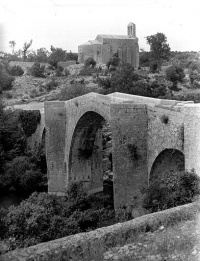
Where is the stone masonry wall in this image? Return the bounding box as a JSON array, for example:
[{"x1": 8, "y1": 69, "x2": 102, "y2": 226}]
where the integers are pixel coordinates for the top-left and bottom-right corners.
[
  {"x1": 147, "y1": 106, "x2": 184, "y2": 178},
  {"x1": 44, "y1": 101, "x2": 67, "y2": 195},
  {"x1": 110, "y1": 103, "x2": 148, "y2": 209}
]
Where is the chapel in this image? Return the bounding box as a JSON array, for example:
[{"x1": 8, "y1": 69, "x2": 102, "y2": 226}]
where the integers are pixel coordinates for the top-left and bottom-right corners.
[{"x1": 78, "y1": 22, "x2": 139, "y2": 68}]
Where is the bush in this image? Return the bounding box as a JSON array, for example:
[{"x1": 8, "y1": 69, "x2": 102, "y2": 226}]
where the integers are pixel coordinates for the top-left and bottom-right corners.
[
  {"x1": 189, "y1": 70, "x2": 200, "y2": 85},
  {"x1": 28, "y1": 62, "x2": 45, "y2": 78},
  {"x1": 143, "y1": 170, "x2": 200, "y2": 213},
  {"x1": 79, "y1": 66, "x2": 99, "y2": 76},
  {"x1": 44, "y1": 78, "x2": 59, "y2": 91},
  {"x1": 64, "y1": 68, "x2": 70, "y2": 76},
  {"x1": 59, "y1": 83, "x2": 93, "y2": 101},
  {"x1": 19, "y1": 110, "x2": 41, "y2": 137},
  {"x1": 55, "y1": 65, "x2": 64, "y2": 77},
  {"x1": 165, "y1": 64, "x2": 185, "y2": 91},
  {"x1": 84, "y1": 57, "x2": 96, "y2": 68},
  {"x1": 1, "y1": 156, "x2": 46, "y2": 195},
  {"x1": 0, "y1": 182, "x2": 117, "y2": 250},
  {"x1": 9, "y1": 65, "x2": 24, "y2": 76},
  {"x1": 29, "y1": 88, "x2": 38, "y2": 98},
  {"x1": 0, "y1": 63, "x2": 14, "y2": 91},
  {"x1": 189, "y1": 61, "x2": 200, "y2": 72},
  {"x1": 106, "y1": 56, "x2": 120, "y2": 69},
  {"x1": 173, "y1": 92, "x2": 200, "y2": 103}
]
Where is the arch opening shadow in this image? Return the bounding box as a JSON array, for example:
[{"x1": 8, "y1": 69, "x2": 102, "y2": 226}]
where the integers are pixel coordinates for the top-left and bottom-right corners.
[
  {"x1": 150, "y1": 149, "x2": 185, "y2": 182},
  {"x1": 69, "y1": 111, "x2": 113, "y2": 194}
]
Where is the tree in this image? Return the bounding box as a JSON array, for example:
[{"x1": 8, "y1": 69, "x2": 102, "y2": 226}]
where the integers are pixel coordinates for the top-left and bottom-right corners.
[
  {"x1": 48, "y1": 46, "x2": 67, "y2": 68},
  {"x1": 146, "y1": 33, "x2": 171, "y2": 71},
  {"x1": 36, "y1": 48, "x2": 49, "y2": 63},
  {"x1": 9, "y1": 41, "x2": 16, "y2": 55},
  {"x1": 22, "y1": 39, "x2": 33, "y2": 61},
  {"x1": 165, "y1": 64, "x2": 185, "y2": 91}
]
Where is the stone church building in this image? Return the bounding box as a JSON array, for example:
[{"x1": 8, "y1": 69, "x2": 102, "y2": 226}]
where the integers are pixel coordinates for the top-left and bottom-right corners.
[{"x1": 78, "y1": 22, "x2": 139, "y2": 68}]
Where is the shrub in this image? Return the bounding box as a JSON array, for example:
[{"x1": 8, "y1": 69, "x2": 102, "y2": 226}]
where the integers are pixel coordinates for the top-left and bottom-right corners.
[
  {"x1": 173, "y1": 92, "x2": 200, "y2": 103},
  {"x1": 64, "y1": 68, "x2": 70, "y2": 76},
  {"x1": 4, "y1": 92, "x2": 13, "y2": 99},
  {"x1": 189, "y1": 70, "x2": 200, "y2": 84},
  {"x1": 189, "y1": 61, "x2": 200, "y2": 72},
  {"x1": 29, "y1": 88, "x2": 38, "y2": 98},
  {"x1": 59, "y1": 83, "x2": 92, "y2": 101},
  {"x1": 84, "y1": 57, "x2": 96, "y2": 68},
  {"x1": 19, "y1": 110, "x2": 41, "y2": 137},
  {"x1": 9, "y1": 65, "x2": 24, "y2": 76},
  {"x1": 79, "y1": 66, "x2": 99, "y2": 76},
  {"x1": 28, "y1": 62, "x2": 45, "y2": 78},
  {"x1": 143, "y1": 170, "x2": 200, "y2": 213},
  {"x1": 150, "y1": 61, "x2": 159, "y2": 73},
  {"x1": 55, "y1": 65, "x2": 64, "y2": 77},
  {"x1": 44, "y1": 78, "x2": 59, "y2": 91},
  {"x1": 106, "y1": 56, "x2": 120, "y2": 69},
  {"x1": 0, "y1": 183, "x2": 117, "y2": 250},
  {"x1": 0, "y1": 63, "x2": 14, "y2": 91},
  {"x1": 165, "y1": 64, "x2": 185, "y2": 91},
  {"x1": 2, "y1": 156, "x2": 46, "y2": 195}
]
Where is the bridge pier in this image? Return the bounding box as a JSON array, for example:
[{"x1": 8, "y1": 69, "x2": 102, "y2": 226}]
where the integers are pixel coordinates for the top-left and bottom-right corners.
[{"x1": 184, "y1": 104, "x2": 200, "y2": 176}]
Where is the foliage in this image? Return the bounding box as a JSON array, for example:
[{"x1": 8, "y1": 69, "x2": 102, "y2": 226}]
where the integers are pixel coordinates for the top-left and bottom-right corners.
[
  {"x1": 0, "y1": 63, "x2": 14, "y2": 92},
  {"x1": 84, "y1": 57, "x2": 96, "y2": 68},
  {"x1": 9, "y1": 41, "x2": 16, "y2": 54},
  {"x1": 28, "y1": 62, "x2": 45, "y2": 78},
  {"x1": 188, "y1": 61, "x2": 200, "y2": 86},
  {"x1": 64, "y1": 68, "x2": 70, "y2": 76},
  {"x1": 0, "y1": 183, "x2": 116, "y2": 249},
  {"x1": 174, "y1": 92, "x2": 200, "y2": 103},
  {"x1": 55, "y1": 65, "x2": 64, "y2": 77},
  {"x1": 188, "y1": 61, "x2": 200, "y2": 72},
  {"x1": 98, "y1": 63, "x2": 169, "y2": 98},
  {"x1": 22, "y1": 40, "x2": 33, "y2": 61},
  {"x1": 0, "y1": 107, "x2": 47, "y2": 197},
  {"x1": 106, "y1": 56, "x2": 120, "y2": 69},
  {"x1": 44, "y1": 78, "x2": 59, "y2": 91},
  {"x1": 165, "y1": 65, "x2": 185, "y2": 91},
  {"x1": 170, "y1": 51, "x2": 199, "y2": 68},
  {"x1": 189, "y1": 70, "x2": 200, "y2": 85},
  {"x1": 79, "y1": 66, "x2": 100, "y2": 76},
  {"x1": 59, "y1": 82, "x2": 97, "y2": 101},
  {"x1": 146, "y1": 32, "x2": 171, "y2": 71},
  {"x1": 8, "y1": 65, "x2": 24, "y2": 76},
  {"x1": 2, "y1": 156, "x2": 47, "y2": 195},
  {"x1": 143, "y1": 170, "x2": 200, "y2": 213},
  {"x1": 19, "y1": 110, "x2": 41, "y2": 137},
  {"x1": 36, "y1": 48, "x2": 50, "y2": 63},
  {"x1": 139, "y1": 51, "x2": 150, "y2": 67},
  {"x1": 48, "y1": 46, "x2": 67, "y2": 69}
]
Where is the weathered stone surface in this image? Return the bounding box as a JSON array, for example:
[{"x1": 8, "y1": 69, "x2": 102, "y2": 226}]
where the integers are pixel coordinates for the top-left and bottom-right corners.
[{"x1": 44, "y1": 92, "x2": 196, "y2": 209}]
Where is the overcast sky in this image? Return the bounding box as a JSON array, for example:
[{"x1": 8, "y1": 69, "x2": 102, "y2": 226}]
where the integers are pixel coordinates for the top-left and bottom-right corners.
[{"x1": 0, "y1": 0, "x2": 200, "y2": 53}]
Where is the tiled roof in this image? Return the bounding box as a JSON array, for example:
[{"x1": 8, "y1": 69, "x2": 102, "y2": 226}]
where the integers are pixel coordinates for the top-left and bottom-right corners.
[{"x1": 97, "y1": 34, "x2": 135, "y2": 39}]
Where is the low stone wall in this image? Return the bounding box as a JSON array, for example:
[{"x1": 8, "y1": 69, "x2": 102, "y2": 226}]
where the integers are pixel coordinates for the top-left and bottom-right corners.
[{"x1": 1, "y1": 202, "x2": 200, "y2": 261}]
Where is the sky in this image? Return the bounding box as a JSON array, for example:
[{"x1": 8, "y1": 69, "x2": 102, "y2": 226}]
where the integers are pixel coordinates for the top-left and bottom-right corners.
[{"x1": 0, "y1": 0, "x2": 200, "y2": 54}]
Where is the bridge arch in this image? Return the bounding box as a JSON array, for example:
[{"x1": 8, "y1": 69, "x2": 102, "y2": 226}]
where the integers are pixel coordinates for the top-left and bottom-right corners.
[
  {"x1": 68, "y1": 110, "x2": 111, "y2": 193},
  {"x1": 150, "y1": 149, "x2": 185, "y2": 182}
]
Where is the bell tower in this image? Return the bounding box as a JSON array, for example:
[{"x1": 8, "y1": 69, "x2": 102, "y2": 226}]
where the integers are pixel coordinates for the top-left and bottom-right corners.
[{"x1": 127, "y1": 22, "x2": 136, "y2": 38}]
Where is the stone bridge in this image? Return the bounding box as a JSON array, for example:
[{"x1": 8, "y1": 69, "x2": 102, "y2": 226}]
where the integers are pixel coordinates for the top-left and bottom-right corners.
[{"x1": 44, "y1": 92, "x2": 200, "y2": 209}]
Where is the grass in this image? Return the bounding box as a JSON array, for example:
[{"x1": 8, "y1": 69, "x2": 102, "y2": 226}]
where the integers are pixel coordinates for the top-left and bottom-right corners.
[{"x1": 104, "y1": 217, "x2": 200, "y2": 260}]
